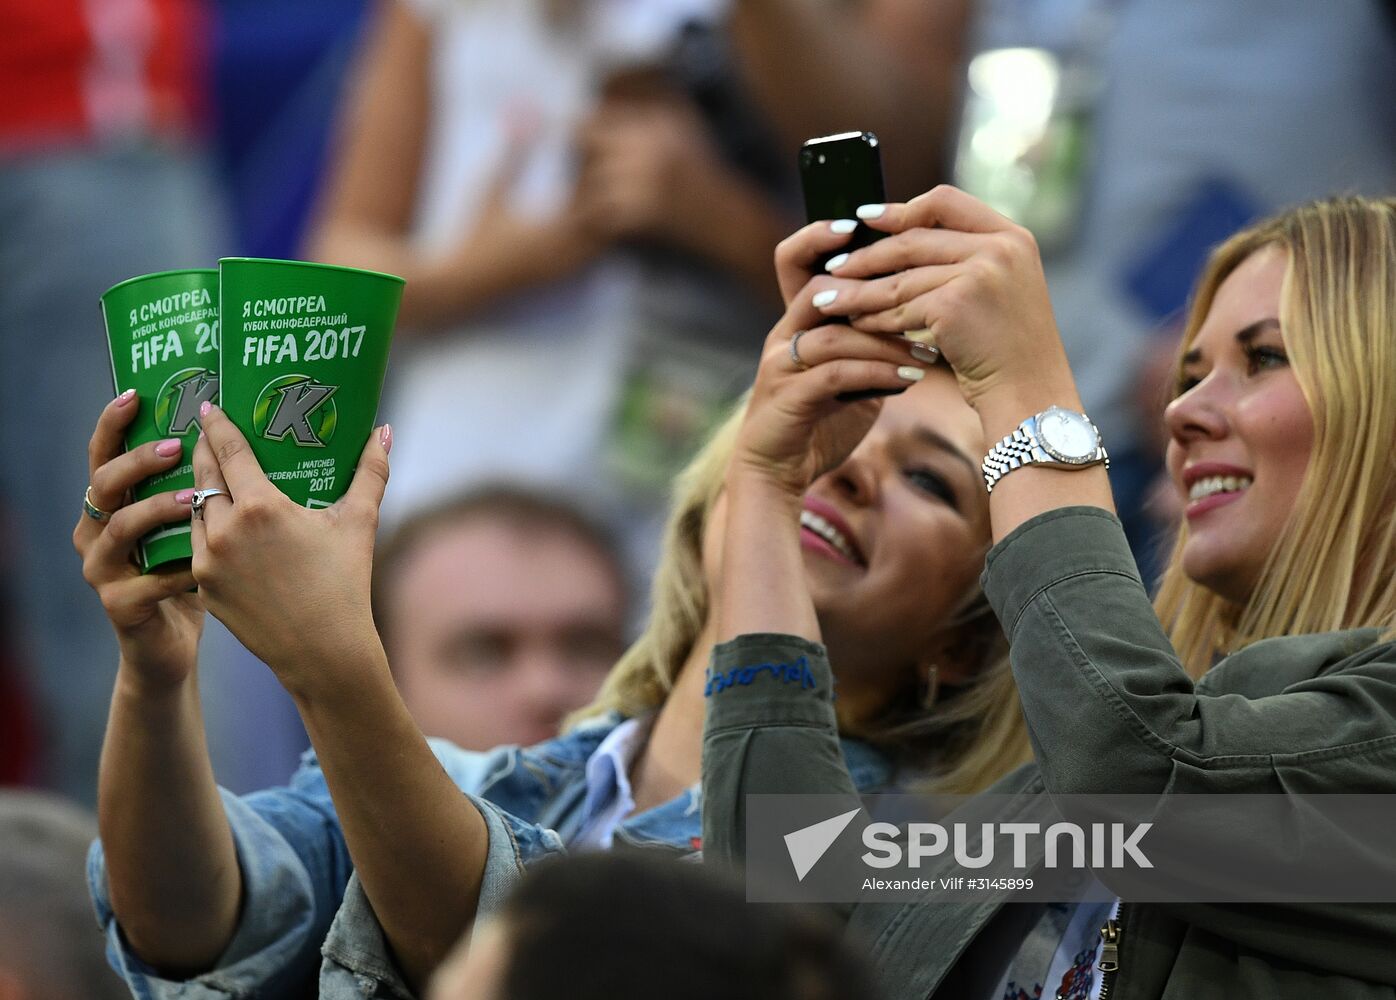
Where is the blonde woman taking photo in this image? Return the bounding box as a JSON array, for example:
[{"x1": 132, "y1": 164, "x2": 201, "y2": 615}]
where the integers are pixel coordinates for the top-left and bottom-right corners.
[
  {"x1": 703, "y1": 190, "x2": 1396, "y2": 998},
  {"x1": 75, "y1": 333, "x2": 1029, "y2": 993}
]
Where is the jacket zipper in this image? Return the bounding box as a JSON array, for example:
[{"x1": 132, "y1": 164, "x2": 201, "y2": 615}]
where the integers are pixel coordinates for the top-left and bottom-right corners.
[{"x1": 1096, "y1": 904, "x2": 1126, "y2": 1000}]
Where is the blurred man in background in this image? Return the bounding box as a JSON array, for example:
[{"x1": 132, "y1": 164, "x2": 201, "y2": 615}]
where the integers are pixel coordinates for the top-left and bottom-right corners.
[{"x1": 372, "y1": 485, "x2": 628, "y2": 750}]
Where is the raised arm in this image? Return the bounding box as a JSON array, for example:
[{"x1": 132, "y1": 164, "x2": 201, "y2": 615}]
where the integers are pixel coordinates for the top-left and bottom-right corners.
[
  {"x1": 717, "y1": 221, "x2": 935, "y2": 642},
  {"x1": 75, "y1": 392, "x2": 239, "y2": 974},
  {"x1": 303, "y1": 0, "x2": 605, "y2": 332},
  {"x1": 574, "y1": 95, "x2": 791, "y2": 308},
  {"x1": 189, "y1": 407, "x2": 488, "y2": 990},
  {"x1": 703, "y1": 218, "x2": 933, "y2": 866},
  {"x1": 728, "y1": 0, "x2": 972, "y2": 196}
]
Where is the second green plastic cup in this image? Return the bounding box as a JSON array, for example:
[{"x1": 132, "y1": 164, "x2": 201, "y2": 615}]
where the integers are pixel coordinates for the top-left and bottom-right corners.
[
  {"x1": 100, "y1": 269, "x2": 221, "y2": 570},
  {"x1": 218, "y1": 258, "x2": 403, "y2": 508}
]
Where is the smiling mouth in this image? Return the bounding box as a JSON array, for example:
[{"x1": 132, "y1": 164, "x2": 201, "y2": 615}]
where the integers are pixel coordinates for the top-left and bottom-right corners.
[
  {"x1": 1188, "y1": 474, "x2": 1253, "y2": 503},
  {"x1": 799, "y1": 509, "x2": 864, "y2": 566}
]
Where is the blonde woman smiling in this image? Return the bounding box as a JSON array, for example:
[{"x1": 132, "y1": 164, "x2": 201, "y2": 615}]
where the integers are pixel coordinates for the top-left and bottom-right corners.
[{"x1": 703, "y1": 191, "x2": 1396, "y2": 999}]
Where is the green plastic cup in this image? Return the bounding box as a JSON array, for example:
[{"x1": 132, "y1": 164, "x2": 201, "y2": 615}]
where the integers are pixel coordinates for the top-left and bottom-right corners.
[
  {"x1": 100, "y1": 269, "x2": 221, "y2": 571},
  {"x1": 218, "y1": 258, "x2": 403, "y2": 508}
]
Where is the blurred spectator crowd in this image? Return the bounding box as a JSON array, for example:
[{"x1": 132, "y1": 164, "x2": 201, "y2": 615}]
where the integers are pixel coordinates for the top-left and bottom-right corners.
[{"x1": 1, "y1": 0, "x2": 1392, "y2": 995}]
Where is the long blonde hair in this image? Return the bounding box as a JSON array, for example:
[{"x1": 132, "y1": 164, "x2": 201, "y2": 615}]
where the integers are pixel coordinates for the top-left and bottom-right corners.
[
  {"x1": 1155, "y1": 196, "x2": 1396, "y2": 675},
  {"x1": 574, "y1": 405, "x2": 742, "y2": 723},
  {"x1": 572, "y1": 397, "x2": 1030, "y2": 794}
]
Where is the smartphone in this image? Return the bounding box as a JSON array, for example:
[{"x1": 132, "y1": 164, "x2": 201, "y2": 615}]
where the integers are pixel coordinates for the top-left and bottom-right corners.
[
  {"x1": 800, "y1": 131, "x2": 888, "y2": 268},
  {"x1": 799, "y1": 131, "x2": 894, "y2": 400}
]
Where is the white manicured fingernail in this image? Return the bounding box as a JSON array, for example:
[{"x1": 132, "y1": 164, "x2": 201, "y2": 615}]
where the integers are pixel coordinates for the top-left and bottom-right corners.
[
  {"x1": 825, "y1": 253, "x2": 849, "y2": 272},
  {"x1": 909, "y1": 343, "x2": 940, "y2": 363},
  {"x1": 830, "y1": 219, "x2": 857, "y2": 234},
  {"x1": 856, "y1": 204, "x2": 886, "y2": 220},
  {"x1": 813, "y1": 289, "x2": 839, "y2": 308},
  {"x1": 897, "y1": 365, "x2": 925, "y2": 382}
]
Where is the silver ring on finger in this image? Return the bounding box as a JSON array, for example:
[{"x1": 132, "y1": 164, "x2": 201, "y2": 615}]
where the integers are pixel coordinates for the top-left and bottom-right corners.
[
  {"x1": 190, "y1": 487, "x2": 230, "y2": 521},
  {"x1": 83, "y1": 486, "x2": 113, "y2": 522},
  {"x1": 789, "y1": 330, "x2": 811, "y2": 371},
  {"x1": 906, "y1": 329, "x2": 940, "y2": 364}
]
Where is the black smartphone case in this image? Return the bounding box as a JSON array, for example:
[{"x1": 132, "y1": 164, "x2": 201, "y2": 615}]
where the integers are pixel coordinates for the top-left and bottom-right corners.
[{"x1": 799, "y1": 132, "x2": 899, "y2": 401}]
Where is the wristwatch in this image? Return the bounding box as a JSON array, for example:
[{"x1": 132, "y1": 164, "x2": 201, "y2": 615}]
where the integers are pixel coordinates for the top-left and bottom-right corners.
[{"x1": 981, "y1": 406, "x2": 1108, "y2": 493}]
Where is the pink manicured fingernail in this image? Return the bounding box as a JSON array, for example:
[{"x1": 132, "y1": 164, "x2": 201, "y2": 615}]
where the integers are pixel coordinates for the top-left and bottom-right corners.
[
  {"x1": 199, "y1": 401, "x2": 213, "y2": 418},
  {"x1": 379, "y1": 423, "x2": 393, "y2": 454},
  {"x1": 116, "y1": 388, "x2": 137, "y2": 406},
  {"x1": 174, "y1": 489, "x2": 196, "y2": 504},
  {"x1": 155, "y1": 439, "x2": 182, "y2": 457}
]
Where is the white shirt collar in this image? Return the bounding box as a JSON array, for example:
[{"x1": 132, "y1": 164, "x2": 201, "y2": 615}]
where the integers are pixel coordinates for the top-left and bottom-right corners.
[{"x1": 572, "y1": 717, "x2": 648, "y2": 850}]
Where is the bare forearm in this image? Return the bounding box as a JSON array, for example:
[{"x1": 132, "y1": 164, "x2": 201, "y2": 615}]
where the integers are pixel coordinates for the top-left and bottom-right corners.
[
  {"x1": 716, "y1": 474, "x2": 819, "y2": 642},
  {"x1": 305, "y1": 224, "x2": 540, "y2": 333},
  {"x1": 288, "y1": 647, "x2": 488, "y2": 991},
  {"x1": 729, "y1": 0, "x2": 961, "y2": 196},
  {"x1": 731, "y1": 1, "x2": 895, "y2": 157},
  {"x1": 98, "y1": 661, "x2": 240, "y2": 975},
  {"x1": 678, "y1": 176, "x2": 791, "y2": 309}
]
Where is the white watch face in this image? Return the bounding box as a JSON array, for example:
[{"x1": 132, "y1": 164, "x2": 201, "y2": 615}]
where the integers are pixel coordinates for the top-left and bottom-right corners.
[{"x1": 1036, "y1": 407, "x2": 1098, "y2": 462}]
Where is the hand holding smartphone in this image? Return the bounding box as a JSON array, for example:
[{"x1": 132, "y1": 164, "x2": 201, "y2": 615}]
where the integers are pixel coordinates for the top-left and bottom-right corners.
[{"x1": 798, "y1": 131, "x2": 897, "y2": 401}]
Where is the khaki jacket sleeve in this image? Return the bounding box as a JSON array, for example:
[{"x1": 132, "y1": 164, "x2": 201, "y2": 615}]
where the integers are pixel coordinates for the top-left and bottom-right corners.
[
  {"x1": 985, "y1": 507, "x2": 1396, "y2": 983},
  {"x1": 701, "y1": 633, "x2": 857, "y2": 869},
  {"x1": 983, "y1": 506, "x2": 1396, "y2": 796}
]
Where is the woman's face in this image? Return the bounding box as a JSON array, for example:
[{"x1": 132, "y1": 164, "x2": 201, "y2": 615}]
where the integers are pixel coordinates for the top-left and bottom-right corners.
[
  {"x1": 705, "y1": 367, "x2": 992, "y2": 692},
  {"x1": 1164, "y1": 247, "x2": 1314, "y2": 603}
]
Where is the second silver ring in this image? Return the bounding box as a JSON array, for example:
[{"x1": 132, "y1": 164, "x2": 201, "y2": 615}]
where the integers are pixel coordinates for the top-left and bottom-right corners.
[{"x1": 789, "y1": 329, "x2": 811, "y2": 371}]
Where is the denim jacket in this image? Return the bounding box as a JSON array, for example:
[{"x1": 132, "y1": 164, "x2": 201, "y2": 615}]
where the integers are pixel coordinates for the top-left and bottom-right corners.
[{"x1": 90, "y1": 712, "x2": 894, "y2": 999}]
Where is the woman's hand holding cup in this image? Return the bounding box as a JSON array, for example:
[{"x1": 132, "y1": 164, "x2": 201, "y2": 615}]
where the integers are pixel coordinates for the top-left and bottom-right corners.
[
  {"x1": 74, "y1": 391, "x2": 202, "y2": 690},
  {"x1": 189, "y1": 403, "x2": 392, "y2": 700}
]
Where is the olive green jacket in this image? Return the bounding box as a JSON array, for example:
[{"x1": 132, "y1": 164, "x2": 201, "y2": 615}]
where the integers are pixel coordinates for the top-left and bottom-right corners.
[{"x1": 702, "y1": 507, "x2": 1396, "y2": 999}]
